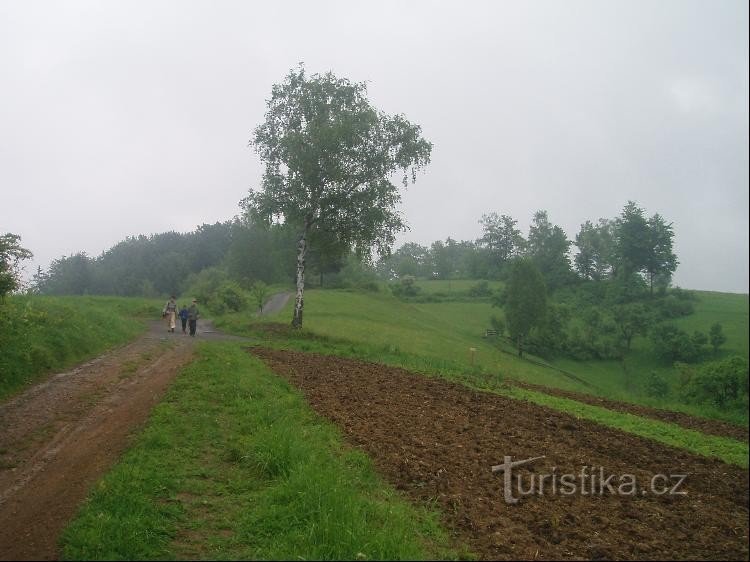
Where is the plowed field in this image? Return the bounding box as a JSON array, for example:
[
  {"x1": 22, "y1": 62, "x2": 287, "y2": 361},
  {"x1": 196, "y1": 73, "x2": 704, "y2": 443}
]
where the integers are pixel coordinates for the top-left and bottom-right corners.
[{"x1": 252, "y1": 348, "x2": 749, "y2": 561}]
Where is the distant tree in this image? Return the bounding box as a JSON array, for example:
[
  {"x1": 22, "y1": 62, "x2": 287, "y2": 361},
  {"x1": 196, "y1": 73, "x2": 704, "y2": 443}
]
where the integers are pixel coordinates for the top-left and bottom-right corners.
[
  {"x1": 502, "y1": 259, "x2": 547, "y2": 357},
  {"x1": 44, "y1": 252, "x2": 93, "y2": 295},
  {"x1": 574, "y1": 219, "x2": 615, "y2": 281},
  {"x1": 30, "y1": 265, "x2": 48, "y2": 295},
  {"x1": 644, "y1": 213, "x2": 678, "y2": 296},
  {"x1": 526, "y1": 210, "x2": 573, "y2": 290},
  {"x1": 478, "y1": 212, "x2": 524, "y2": 271},
  {"x1": 612, "y1": 302, "x2": 650, "y2": 352},
  {"x1": 0, "y1": 233, "x2": 33, "y2": 300},
  {"x1": 614, "y1": 201, "x2": 651, "y2": 278},
  {"x1": 248, "y1": 66, "x2": 431, "y2": 327},
  {"x1": 251, "y1": 281, "x2": 270, "y2": 314},
  {"x1": 709, "y1": 322, "x2": 727, "y2": 355}
]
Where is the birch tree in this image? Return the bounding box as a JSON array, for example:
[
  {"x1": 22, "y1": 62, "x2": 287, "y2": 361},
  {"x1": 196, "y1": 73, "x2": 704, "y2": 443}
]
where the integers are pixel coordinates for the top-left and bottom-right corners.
[{"x1": 248, "y1": 66, "x2": 432, "y2": 327}]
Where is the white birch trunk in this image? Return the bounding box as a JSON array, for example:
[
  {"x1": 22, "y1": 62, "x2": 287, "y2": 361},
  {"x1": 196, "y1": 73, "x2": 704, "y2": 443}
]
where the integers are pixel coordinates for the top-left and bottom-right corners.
[{"x1": 292, "y1": 228, "x2": 307, "y2": 328}]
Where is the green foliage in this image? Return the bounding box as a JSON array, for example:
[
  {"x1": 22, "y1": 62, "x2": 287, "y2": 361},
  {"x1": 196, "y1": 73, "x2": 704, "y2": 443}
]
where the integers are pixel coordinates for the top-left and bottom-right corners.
[
  {"x1": 502, "y1": 259, "x2": 547, "y2": 356},
  {"x1": 709, "y1": 322, "x2": 727, "y2": 354},
  {"x1": 526, "y1": 210, "x2": 573, "y2": 290},
  {"x1": 650, "y1": 323, "x2": 708, "y2": 363},
  {"x1": 468, "y1": 280, "x2": 492, "y2": 297},
  {"x1": 645, "y1": 371, "x2": 670, "y2": 399},
  {"x1": 390, "y1": 275, "x2": 421, "y2": 298},
  {"x1": 679, "y1": 357, "x2": 749, "y2": 409},
  {"x1": 182, "y1": 268, "x2": 246, "y2": 315},
  {"x1": 0, "y1": 233, "x2": 33, "y2": 299},
  {"x1": 38, "y1": 223, "x2": 233, "y2": 297},
  {"x1": 250, "y1": 281, "x2": 270, "y2": 313},
  {"x1": 478, "y1": 212, "x2": 524, "y2": 273},
  {"x1": 248, "y1": 65, "x2": 432, "y2": 327},
  {"x1": 61, "y1": 343, "x2": 458, "y2": 560},
  {"x1": 574, "y1": 219, "x2": 615, "y2": 281},
  {"x1": 489, "y1": 314, "x2": 505, "y2": 336}
]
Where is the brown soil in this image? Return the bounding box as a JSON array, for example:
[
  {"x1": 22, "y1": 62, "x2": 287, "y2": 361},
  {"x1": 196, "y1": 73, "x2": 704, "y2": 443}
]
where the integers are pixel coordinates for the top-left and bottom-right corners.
[
  {"x1": 252, "y1": 348, "x2": 749, "y2": 561},
  {"x1": 0, "y1": 320, "x2": 244, "y2": 561},
  {"x1": 511, "y1": 381, "x2": 749, "y2": 443}
]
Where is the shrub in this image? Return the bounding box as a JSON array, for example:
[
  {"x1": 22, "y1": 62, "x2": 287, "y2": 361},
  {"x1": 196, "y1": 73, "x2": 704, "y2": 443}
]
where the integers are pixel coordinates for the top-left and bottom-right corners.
[
  {"x1": 468, "y1": 281, "x2": 492, "y2": 298},
  {"x1": 645, "y1": 371, "x2": 670, "y2": 399},
  {"x1": 709, "y1": 323, "x2": 727, "y2": 354},
  {"x1": 390, "y1": 276, "x2": 421, "y2": 299},
  {"x1": 650, "y1": 324, "x2": 707, "y2": 363},
  {"x1": 654, "y1": 294, "x2": 695, "y2": 319},
  {"x1": 680, "y1": 356, "x2": 749, "y2": 408}
]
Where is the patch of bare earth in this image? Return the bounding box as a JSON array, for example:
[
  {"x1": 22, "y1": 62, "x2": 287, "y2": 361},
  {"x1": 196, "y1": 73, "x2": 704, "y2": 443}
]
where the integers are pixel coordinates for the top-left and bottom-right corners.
[
  {"x1": 252, "y1": 347, "x2": 749, "y2": 561},
  {"x1": 511, "y1": 381, "x2": 749, "y2": 443},
  {"x1": 0, "y1": 320, "x2": 242, "y2": 561}
]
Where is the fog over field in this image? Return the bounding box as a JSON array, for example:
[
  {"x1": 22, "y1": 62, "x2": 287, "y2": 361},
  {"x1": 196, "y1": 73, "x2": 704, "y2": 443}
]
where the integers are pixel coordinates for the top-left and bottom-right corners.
[{"x1": 1, "y1": 0, "x2": 747, "y2": 292}]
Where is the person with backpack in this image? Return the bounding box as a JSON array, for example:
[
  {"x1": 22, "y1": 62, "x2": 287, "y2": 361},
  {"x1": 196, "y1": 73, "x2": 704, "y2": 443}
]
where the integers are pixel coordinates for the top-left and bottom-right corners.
[
  {"x1": 179, "y1": 304, "x2": 189, "y2": 334},
  {"x1": 162, "y1": 295, "x2": 178, "y2": 333}
]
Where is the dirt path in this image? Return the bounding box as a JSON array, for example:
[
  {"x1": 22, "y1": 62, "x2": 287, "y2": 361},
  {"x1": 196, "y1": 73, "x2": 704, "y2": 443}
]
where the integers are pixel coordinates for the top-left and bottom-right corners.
[
  {"x1": 511, "y1": 381, "x2": 749, "y2": 443},
  {"x1": 0, "y1": 319, "x2": 246, "y2": 561},
  {"x1": 260, "y1": 291, "x2": 293, "y2": 316},
  {"x1": 252, "y1": 348, "x2": 749, "y2": 561}
]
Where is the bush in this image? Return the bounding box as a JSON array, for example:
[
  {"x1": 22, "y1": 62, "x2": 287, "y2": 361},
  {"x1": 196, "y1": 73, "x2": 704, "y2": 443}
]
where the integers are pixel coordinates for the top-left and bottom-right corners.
[
  {"x1": 709, "y1": 323, "x2": 727, "y2": 354},
  {"x1": 468, "y1": 281, "x2": 492, "y2": 298},
  {"x1": 390, "y1": 276, "x2": 421, "y2": 299},
  {"x1": 654, "y1": 294, "x2": 695, "y2": 319},
  {"x1": 650, "y1": 324, "x2": 707, "y2": 363},
  {"x1": 680, "y1": 356, "x2": 749, "y2": 408},
  {"x1": 645, "y1": 371, "x2": 670, "y2": 399},
  {"x1": 217, "y1": 282, "x2": 247, "y2": 312}
]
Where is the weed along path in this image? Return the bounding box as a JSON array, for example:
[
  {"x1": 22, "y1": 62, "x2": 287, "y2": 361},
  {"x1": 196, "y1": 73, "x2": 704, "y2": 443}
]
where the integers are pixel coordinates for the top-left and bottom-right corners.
[
  {"x1": 252, "y1": 348, "x2": 749, "y2": 561},
  {"x1": 0, "y1": 319, "x2": 246, "y2": 561}
]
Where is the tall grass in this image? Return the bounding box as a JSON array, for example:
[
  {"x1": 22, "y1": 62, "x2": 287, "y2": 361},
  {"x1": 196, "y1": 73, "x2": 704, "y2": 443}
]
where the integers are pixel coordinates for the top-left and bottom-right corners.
[{"x1": 0, "y1": 295, "x2": 160, "y2": 400}]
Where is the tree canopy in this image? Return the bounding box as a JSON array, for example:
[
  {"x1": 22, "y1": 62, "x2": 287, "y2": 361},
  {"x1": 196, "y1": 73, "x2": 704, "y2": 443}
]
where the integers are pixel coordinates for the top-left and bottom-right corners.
[
  {"x1": 247, "y1": 65, "x2": 432, "y2": 326},
  {"x1": 0, "y1": 233, "x2": 33, "y2": 299}
]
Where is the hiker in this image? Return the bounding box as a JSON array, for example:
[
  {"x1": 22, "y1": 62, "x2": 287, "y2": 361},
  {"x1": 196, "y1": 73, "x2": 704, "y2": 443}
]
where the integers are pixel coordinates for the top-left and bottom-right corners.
[
  {"x1": 163, "y1": 295, "x2": 178, "y2": 333},
  {"x1": 188, "y1": 298, "x2": 200, "y2": 337},
  {"x1": 179, "y1": 304, "x2": 189, "y2": 334}
]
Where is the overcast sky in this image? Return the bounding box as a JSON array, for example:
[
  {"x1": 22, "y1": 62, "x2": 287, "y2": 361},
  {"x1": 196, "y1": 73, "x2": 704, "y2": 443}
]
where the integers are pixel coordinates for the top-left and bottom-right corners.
[{"x1": 1, "y1": 0, "x2": 748, "y2": 292}]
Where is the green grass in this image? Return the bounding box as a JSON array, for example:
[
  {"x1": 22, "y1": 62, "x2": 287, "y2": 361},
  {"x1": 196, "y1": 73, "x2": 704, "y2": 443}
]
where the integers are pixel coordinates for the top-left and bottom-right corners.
[
  {"x1": 61, "y1": 342, "x2": 462, "y2": 561},
  {"x1": 0, "y1": 295, "x2": 162, "y2": 400},
  {"x1": 212, "y1": 287, "x2": 748, "y2": 460},
  {"x1": 504, "y1": 386, "x2": 749, "y2": 468}
]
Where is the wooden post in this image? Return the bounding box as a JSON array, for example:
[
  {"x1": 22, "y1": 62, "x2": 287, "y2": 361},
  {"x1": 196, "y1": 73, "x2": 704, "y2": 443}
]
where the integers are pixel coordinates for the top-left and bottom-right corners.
[{"x1": 469, "y1": 347, "x2": 476, "y2": 366}]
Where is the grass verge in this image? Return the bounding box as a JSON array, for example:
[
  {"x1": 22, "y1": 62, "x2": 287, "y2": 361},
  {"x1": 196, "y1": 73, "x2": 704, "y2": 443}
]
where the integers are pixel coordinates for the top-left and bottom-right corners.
[
  {"x1": 503, "y1": 386, "x2": 749, "y2": 468},
  {"x1": 61, "y1": 342, "x2": 463, "y2": 561},
  {"x1": 0, "y1": 295, "x2": 160, "y2": 400}
]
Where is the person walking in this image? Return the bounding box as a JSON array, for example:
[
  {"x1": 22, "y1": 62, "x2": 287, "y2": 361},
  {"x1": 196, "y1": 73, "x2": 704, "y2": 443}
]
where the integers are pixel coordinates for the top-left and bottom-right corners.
[
  {"x1": 179, "y1": 304, "x2": 189, "y2": 334},
  {"x1": 163, "y1": 295, "x2": 178, "y2": 333},
  {"x1": 188, "y1": 298, "x2": 200, "y2": 337}
]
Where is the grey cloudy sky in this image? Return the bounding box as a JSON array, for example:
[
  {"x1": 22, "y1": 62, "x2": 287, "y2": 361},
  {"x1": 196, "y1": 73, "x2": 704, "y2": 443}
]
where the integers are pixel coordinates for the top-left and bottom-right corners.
[{"x1": 1, "y1": 0, "x2": 748, "y2": 292}]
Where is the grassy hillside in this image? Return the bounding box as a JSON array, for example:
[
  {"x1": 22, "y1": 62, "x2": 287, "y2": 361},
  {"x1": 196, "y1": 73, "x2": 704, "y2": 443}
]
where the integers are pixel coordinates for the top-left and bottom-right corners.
[
  {"x1": 0, "y1": 295, "x2": 161, "y2": 400},
  {"x1": 224, "y1": 284, "x2": 748, "y2": 425}
]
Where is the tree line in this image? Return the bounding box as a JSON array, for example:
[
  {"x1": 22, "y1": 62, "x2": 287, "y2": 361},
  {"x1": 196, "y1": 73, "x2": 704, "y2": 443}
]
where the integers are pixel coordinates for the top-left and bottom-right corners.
[{"x1": 379, "y1": 201, "x2": 677, "y2": 295}]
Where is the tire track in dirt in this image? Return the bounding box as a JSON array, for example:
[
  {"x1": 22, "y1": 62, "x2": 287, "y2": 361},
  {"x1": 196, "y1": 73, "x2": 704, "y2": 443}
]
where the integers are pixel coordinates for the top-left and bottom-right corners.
[
  {"x1": 0, "y1": 320, "x2": 246, "y2": 561},
  {"x1": 252, "y1": 348, "x2": 749, "y2": 561}
]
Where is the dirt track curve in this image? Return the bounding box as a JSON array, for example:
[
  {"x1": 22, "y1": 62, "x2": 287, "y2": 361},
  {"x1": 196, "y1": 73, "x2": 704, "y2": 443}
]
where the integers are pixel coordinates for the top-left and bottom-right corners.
[
  {"x1": 253, "y1": 348, "x2": 749, "y2": 561},
  {"x1": 0, "y1": 319, "x2": 246, "y2": 561}
]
